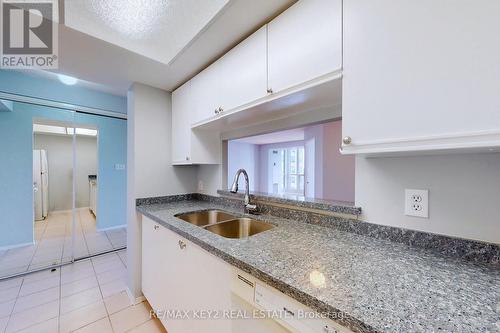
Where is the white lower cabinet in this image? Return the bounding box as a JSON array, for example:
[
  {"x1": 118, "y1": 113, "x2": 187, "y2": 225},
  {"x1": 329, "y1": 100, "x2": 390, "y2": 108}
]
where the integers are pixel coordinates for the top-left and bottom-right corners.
[
  {"x1": 142, "y1": 216, "x2": 353, "y2": 333},
  {"x1": 142, "y1": 216, "x2": 231, "y2": 333}
]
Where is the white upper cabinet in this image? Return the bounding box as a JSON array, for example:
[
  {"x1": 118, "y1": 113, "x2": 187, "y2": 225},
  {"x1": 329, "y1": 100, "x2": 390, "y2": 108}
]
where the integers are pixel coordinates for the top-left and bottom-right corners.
[
  {"x1": 172, "y1": 0, "x2": 344, "y2": 161},
  {"x1": 172, "y1": 81, "x2": 192, "y2": 164},
  {"x1": 191, "y1": 64, "x2": 220, "y2": 125},
  {"x1": 217, "y1": 26, "x2": 268, "y2": 113},
  {"x1": 267, "y1": 0, "x2": 342, "y2": 94},
  {"x1": 342, "y1": 0, "x2": 500, "y2": 155},
  {"x1": 191, "y1": 26, "x2": 268, "y2": 126},
  {"x1": 172, "y1": 80, "x2": 221, "y2": 165}
]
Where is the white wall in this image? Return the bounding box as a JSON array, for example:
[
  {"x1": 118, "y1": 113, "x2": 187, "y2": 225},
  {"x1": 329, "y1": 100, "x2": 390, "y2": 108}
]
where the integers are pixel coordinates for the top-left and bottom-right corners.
[
  {"x1": 198, "y1": 165, "x2": 223, "y2": 196},
  {"x1": 127, "y1": 83, "x2": 198, "y2": 301},
  {"x1": 304, "y1": 125, "x2": 323, "y2": 198},
  {"x1": 34, "y1": 133, "x2": 97, "y2": 211},
  {"x1": 356, "y1": 153, "x2": 500, "y2": 243},
  {"x1": 227, "y1": 141, "x2": 260, "y2": 192}
]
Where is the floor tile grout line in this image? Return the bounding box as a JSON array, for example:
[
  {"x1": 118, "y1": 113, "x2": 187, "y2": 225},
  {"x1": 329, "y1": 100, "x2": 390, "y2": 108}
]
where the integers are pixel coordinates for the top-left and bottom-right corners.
[
  {"x1": 88, "y1": 254, "x2": 116, "y2": 333},
  {"x1": 0, "y1": 209, "x2": 126, "y2": 281},
  {"x1": 58, "y1": 266, "x2": 62, "y2": 333},
  {"x1": 78, "y1": 211, "x2": 92, "y2": 259},
  {"x1": 3, "y1": 275, "x2": 24, "y2": 333}
]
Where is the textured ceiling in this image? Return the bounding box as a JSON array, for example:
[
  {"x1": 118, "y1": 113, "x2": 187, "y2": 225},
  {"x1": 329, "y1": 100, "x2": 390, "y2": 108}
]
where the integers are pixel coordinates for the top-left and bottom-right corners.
[{"x1": 64, "y1": 0, "x2": 229, "y2": 64}]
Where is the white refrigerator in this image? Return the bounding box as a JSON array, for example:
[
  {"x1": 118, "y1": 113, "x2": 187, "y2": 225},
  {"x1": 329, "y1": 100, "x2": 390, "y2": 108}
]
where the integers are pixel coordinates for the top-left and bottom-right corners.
[{"x1": 33, "y1": 149, "x2": 49, "y2": 221}]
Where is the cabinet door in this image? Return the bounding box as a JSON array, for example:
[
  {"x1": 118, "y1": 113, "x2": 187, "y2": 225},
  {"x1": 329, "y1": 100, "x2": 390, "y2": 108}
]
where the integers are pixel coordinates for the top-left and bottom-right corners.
[
  {"x1": 342, "y1": 0, "x2": 500, "y2": 148},
  {"x1": 181, "y1": 237, "x2": 232, "y2": 333},
  {"x1": 142, "y1": 217, "x2": 190, "y2": 333},
  {"x1": 172, "y1": 81, "x2": 192, "y2": 163},
  {"x1": 191, "y1": 64, "x2": 220, "y2": 125},
  {"x1": 218, "y1": 26, "x2": 268, "y2": 112},
  {"x1": 141, "y1": 217, "x2": 167, "y2": 312},
  {"x1": 268, "y1": 0, "x2": 342, "y2": 93}
]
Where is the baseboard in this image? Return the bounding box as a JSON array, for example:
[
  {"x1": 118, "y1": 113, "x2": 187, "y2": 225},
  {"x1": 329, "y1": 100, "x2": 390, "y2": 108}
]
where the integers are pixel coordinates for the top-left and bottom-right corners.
[
  {"x1": 126, "y1": 287, "x2": 145, "y2": 305},
  {"x1": 96, "y1": 224, "x2": 126, "y2": 232},
  {"x1": 0, "y1": 241, "x2": 34, "y2": 252}
]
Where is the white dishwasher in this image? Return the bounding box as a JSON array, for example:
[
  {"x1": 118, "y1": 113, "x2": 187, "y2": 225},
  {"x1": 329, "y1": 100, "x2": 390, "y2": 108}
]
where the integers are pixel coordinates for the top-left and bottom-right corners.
[{"x1": 231, "y1": 269, "x2": 352, "y2": 333}]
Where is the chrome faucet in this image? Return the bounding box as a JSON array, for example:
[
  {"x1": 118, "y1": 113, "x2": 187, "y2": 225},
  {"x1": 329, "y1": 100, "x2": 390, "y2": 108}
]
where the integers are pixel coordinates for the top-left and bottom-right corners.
[{"x1": 230, "y1": 169, "x2": 257, "y2": 213}]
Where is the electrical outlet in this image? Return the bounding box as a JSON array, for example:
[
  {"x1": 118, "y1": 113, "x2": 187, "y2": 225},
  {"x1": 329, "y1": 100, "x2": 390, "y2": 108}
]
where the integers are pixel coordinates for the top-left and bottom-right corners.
[
  {"x1": 405, "y1": 189, "x2": 429, "y2": 218},
  {"x1": 198, "y1": 180, "x2": 204, "y2": 192}
]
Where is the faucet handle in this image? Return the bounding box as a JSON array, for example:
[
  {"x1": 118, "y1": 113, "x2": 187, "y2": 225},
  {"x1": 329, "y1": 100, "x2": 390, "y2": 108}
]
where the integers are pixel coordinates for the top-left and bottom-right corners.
[{"x1": 245, "y1": 203, "x2": 258, "y2": 213}]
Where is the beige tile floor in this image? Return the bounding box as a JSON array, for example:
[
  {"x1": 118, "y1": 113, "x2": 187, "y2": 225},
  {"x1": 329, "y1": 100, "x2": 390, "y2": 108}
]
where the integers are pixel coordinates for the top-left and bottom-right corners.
[
  {"x1": 0, "y1": 250, "x2": 166, "y2": 333},
  {"x1": 0, "y1": 209, "x2": 126, "y2": 278}
]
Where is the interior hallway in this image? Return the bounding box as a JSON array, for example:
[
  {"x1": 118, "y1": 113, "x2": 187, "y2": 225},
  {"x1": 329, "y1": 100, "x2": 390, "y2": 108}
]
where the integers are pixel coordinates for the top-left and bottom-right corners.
[
  {"x1": 0, "y1": 209, "x2": 126, "y2": 278},
  {"x1": 0, "y1": 250, "x2": 165, "y2": 332}
]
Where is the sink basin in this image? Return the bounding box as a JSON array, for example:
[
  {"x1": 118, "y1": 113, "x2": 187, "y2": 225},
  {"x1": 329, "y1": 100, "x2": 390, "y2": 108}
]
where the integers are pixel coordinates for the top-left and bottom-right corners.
[
  {"x1": 204, "y1": 218, "x2": 274, "y2": 239},
  {"x1": 175, "y1": 210, "x2": 237, "y2": 226}
]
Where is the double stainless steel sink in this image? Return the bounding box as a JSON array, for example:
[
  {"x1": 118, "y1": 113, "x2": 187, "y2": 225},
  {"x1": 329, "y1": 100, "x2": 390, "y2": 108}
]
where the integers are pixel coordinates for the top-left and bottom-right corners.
[{"x1": 175, "y1": 210, "x2": 273, "y2": 239}]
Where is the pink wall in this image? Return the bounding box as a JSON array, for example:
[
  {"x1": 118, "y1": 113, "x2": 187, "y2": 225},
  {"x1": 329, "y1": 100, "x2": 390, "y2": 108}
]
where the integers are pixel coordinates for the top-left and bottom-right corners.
[
  {"x1": 322, "y1": 121, "x2": 355, "y2": 202},
  {"x1": 227, "y1": 120, "x2": 355, "y2": 202}
]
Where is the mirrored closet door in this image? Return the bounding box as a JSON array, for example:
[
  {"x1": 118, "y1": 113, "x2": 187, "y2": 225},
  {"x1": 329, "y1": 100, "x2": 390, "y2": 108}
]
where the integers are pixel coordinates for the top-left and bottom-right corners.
[{"x1": 0, "y1": 100, "x2": 127, "y2": 279}]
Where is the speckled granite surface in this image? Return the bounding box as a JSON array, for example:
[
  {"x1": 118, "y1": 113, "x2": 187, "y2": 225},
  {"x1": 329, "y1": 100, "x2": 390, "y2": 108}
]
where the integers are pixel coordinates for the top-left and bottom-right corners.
[
  {"x1": 217, "y1": 189, "x2": 362, "y2": 216},
  {"x1": 137, "y1": 198, "x2": 500, "y2": 333},
  {"x1": 168, "y1": 193, "x2": 499, "y2": 265}
]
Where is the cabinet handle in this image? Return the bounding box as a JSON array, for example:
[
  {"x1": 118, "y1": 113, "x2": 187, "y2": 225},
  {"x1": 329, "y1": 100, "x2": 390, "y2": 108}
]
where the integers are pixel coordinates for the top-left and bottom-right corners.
[
  {"x1": 342, "y1": 136, "x2": 352, "y2": 145},
  {"x1": 267, "y1": 88, "x2": 273, "y2": 94},
  {"x1": 178, "y1": 240, "x2": 186, "y2": 250},
  {"x1": 154, "y1": 225, "x2": 159, "y2": 230}
]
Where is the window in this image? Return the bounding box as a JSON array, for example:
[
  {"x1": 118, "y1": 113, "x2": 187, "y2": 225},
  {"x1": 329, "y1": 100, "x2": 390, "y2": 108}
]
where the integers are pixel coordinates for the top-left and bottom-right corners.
[{"x1": 284, "y1": 146, "x2": 305, "y2": 195}]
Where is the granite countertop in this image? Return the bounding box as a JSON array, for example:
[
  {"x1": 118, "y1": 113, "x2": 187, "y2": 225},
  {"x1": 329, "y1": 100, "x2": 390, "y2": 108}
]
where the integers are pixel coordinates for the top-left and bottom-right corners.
[
  {"x1": 137, "y1": 199, "x2": 500, "y2": 333},
  {"x1": 217, "y1": 189, "x2": 361, "y2": 216}
]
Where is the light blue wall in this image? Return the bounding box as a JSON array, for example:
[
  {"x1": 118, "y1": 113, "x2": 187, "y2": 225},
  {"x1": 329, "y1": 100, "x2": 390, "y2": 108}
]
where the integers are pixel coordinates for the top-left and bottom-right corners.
[
  {"x1": 0, "y1": 70, "x2": 127, "y2": 248},
  {"x1": 0, "y1": 70, "x2": 126, "y2": 114}
]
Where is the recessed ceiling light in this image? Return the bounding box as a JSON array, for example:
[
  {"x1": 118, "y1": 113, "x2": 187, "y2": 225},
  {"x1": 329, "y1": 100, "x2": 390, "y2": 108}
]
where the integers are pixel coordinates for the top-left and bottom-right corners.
[
  {"x1": 58, "y1": 74, "x2": 78, "y2": 85},
  {"x1": 89, "y1": 0, "x2": 169, "y2": 39}
]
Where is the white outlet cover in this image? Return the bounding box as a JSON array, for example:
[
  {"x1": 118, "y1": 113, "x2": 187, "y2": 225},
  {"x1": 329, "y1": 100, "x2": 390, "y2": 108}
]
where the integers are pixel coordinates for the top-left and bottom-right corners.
[{"x1": 405, "y1": 189, "x2": 429, "y2": 218}]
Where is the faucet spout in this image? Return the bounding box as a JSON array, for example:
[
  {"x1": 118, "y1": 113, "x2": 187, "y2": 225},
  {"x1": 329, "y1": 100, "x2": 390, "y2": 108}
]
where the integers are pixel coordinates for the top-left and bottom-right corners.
[{"x1": 230, "y1": 169, "x2": 257, "y2": 213}]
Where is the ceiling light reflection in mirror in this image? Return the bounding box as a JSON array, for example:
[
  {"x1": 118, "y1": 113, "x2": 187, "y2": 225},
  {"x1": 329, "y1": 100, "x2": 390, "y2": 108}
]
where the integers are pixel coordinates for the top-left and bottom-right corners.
[{"x1": 34, "y1": 124, "x2": 97, "y2": 137}]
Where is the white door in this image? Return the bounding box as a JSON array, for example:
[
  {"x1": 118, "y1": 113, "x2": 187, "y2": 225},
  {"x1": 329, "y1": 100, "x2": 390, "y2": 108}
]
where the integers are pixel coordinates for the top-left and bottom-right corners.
[
  {"x1": 33, "y1": 150, "x2": 43, "y2": 221},
  {"x1": 304, "y1": 138, "x2": 315, "y2": 198},
  {"x1": 267, "y1": 0, "x2": 342, "y2": 93},
  {"x1": 40, "y1": 149, "x2": 48, "y2": 218}
]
